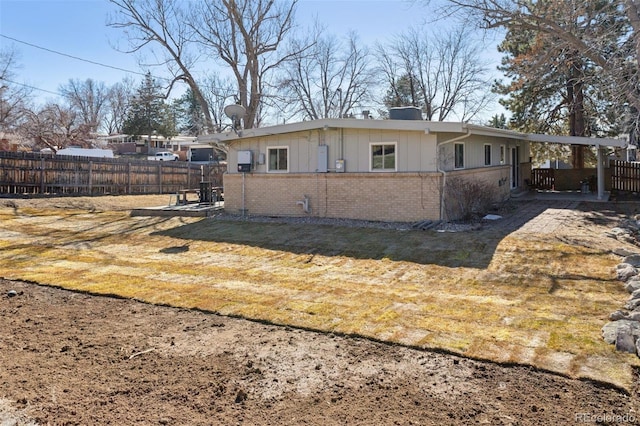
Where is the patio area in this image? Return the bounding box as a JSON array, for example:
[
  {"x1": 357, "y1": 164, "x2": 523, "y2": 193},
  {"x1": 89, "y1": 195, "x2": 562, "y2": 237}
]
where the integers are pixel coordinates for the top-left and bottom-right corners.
[{"x1": 512, "y1": 188, "x2": 611, "y2": 202}]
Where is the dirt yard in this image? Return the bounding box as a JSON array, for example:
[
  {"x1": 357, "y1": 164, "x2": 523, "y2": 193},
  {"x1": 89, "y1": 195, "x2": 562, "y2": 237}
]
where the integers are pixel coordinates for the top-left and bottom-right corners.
[
  {"x1": 0, "y1": 195, "x2": 639, "y2": 425},
  {"x1": 0, "y1": 278, "x2": 638, "y2": 426}
]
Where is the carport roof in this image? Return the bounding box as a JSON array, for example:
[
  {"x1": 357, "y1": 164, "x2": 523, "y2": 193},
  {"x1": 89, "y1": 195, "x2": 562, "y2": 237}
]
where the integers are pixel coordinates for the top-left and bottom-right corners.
[
  {"x1": 196, "y1": 118, "x2": 627, "y2": 148},
  {"x1": 525, "y1": 133, "x2": 626, "y2": 147}
]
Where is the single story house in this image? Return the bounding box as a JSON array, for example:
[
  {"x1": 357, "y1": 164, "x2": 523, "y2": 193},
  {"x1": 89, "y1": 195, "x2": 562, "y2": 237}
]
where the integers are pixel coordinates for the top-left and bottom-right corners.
[{"x1": 197, "y1": 114, "x2": 625, "y2": 222}]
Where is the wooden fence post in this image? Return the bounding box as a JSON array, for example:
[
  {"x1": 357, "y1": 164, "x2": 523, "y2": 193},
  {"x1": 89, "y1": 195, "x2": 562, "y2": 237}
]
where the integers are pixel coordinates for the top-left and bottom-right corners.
[
  {"x1": 127, "y1": 162, "x2": 131, "y2": 194},
  {"x1": 40, "y1": 158, "x2": 45, "y2": 194},
  {"x1": 88, "y1": 161, "x2": 93, "y2": 194}
]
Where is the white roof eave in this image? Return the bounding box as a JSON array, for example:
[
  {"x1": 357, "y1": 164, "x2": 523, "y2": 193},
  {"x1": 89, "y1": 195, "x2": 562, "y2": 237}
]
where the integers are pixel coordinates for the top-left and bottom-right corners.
[
  {"x1": 195, "y1": 119, "x2": 628, "y2": 148},
  {"x1": 526, "y1": 133, "x2": 627, "y2": 148}
]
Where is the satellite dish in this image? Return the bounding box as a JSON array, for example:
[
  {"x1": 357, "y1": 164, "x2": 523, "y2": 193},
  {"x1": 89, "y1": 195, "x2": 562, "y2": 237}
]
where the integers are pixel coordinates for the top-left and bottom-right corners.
[
  {"x1": 224, "y1": 104, "x2": 246, "y2": 136},
  {"x1": 224, "y1": 104, "x2": 246, "y2": 120}
]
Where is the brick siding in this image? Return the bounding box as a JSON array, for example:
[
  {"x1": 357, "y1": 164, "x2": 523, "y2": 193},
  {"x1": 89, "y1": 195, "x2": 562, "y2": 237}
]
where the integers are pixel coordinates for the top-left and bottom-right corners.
[
  {"x1": 224, "y1": 168, "x2": 509, "y2": 222},
  {"x1": 224, "y1": 172, "x2": 444, "y2": 222}
]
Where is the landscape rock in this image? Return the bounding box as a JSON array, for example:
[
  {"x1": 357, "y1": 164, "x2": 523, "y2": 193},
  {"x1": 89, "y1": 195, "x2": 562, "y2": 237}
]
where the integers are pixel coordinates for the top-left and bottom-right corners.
[
  {"x1": 623, "y1": 254, "x2": 640, "y2": 267},
  {"x1": 610, "y1": 227, "x2": 631, "y2": 236},
  {"x1": 625, "y1": 298, "x2": 640, "y2": 310},
  {"x1": 610, "y1": 310, "x2": 629, "y2": 321},
  {"x1": 603, "y1": 322, "x2": 620, "y2": 344},
  {"x1": 602, "y1": 320, "x2": 640, "y2": 345},
  {"x1": 613, "y1": 248, "x2": 637, "y2": 257},
  {"x1": 616, "y1": 263, "x2": 638, "y2": 281},
  {"x1": 615, "y1": 323, "x2": 639, "y2": 354},
  {"x1": 625, "y1": 279, "x2": 640, "y2": 293},
  {"x1": 629, "y1": 311, "x2": 640, "y2": 321},
  {"x1": 627, "y1": 218, "x2": 640, "y2": 230},
  {"x1": 609, "y1": 226, "x2": 637, "y2": 244}
]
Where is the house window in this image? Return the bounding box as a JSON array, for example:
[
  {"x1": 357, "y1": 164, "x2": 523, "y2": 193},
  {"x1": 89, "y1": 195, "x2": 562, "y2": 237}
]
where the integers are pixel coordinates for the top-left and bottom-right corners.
[
  {"x1": 267, "y1": 147, "x2": 288, "y2": 172},
  {"x1": 500, "y1": 145, "x2": 506, "y2": 165},
  {"x1": 370, "y1": 142, "x2": 396, "y2": 171},
  {"x1": 484, "y1": 144, "x2": 492, "y2": 166},
  {"x1": 454, "y1": 143, "x2": 464, "y2": 169}
]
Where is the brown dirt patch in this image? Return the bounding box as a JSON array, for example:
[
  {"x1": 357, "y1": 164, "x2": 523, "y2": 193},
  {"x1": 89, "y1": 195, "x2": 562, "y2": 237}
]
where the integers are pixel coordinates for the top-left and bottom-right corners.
[{"x1": 1, "y1": 278, "x2": 638, "y2": 425}]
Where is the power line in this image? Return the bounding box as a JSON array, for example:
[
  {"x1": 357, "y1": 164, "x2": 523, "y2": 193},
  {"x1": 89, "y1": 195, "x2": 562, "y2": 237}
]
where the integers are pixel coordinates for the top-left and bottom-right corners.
[
  {"x1": 0, "y1": 77, "x2": 60, "y2": 96},
  {"x1": 0, "y1": 33, "x2": 152, "y2": 79},
  {"x1": 0, "y1": 33, "x2": 237, "y2": 94}
]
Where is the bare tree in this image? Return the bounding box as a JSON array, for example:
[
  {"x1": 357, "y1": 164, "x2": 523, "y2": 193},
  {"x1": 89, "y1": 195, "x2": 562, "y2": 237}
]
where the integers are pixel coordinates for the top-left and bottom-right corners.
[
  {"x1": 104, "y1": 77, "x2": 135, "y2": 135},
  {"x1": 278, "y1": 31, "x2": 373, "y2": 120},
  {"x1": 19, "y1": 103, "x2": 92, "y2": 151},
  {"x1": 59, "y1": 79, "x2": 109, "y2": 133},
  {"x1": 109, "y1": 0, "x2": 216, "y2": 133},
  {"x1": 0, "y1": 46, "x2": 32, "y2": 134},
  {"x1": 189, "y1": 0, "x2": 306, "y2": 129},
  {"x1": 377, "y1": 26, "x2": 493, "y2": 121},
  {"x1": 200, "y1": 74, "x2": 238, "y2": 132},
  {"x1": 110, "y1": 0, "x2": 307, "y2": 131}
]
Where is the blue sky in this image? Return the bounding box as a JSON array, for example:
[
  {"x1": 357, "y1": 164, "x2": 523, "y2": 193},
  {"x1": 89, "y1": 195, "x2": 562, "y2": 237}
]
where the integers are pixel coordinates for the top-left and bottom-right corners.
[{"x1": 0, "y1": 0, "x2": 503, "y2": 115}]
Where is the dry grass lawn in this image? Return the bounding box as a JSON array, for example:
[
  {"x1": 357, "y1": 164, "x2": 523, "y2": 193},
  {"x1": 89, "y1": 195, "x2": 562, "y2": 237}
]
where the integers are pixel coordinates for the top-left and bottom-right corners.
[{"x1": 0, "y1": 195, "x2": 638, "y2": 390}]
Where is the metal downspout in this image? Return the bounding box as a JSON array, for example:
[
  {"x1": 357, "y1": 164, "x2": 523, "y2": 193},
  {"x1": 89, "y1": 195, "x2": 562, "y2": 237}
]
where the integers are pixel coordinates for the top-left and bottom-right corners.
[{"x1": 436, "y1": 127, "x2": 472, "y2": 221}]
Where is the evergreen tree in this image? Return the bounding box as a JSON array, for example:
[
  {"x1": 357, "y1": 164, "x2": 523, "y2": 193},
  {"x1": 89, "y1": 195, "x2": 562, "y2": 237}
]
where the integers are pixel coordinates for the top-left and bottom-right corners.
[
  {"x1": 486, "y1": 113, "x2": 507, "y2": 129},
  {"x1": 123, "y1": 73, "x2": 176, "y2": 139},
  {"x1": 383, "y1": 74, "x2": 419, "y2": 110},
  {"x1": 493, "y1": 1, "x2": 625, "y2": 167},
  {"x1": 122, "y1": 73, "x2": 177, "y2": 138},
  {"x1": 173, "y1": 89, "x2": 205, "y2": 136}
]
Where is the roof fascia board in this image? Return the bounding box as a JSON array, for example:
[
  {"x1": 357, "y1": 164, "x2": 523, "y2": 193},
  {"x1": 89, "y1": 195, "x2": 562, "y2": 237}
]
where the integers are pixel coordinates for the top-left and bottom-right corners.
[
  {"x1": 526, "y1": 133, "x2": 627, "y2": 147},
  {"x1": 195, "y1": 119, "x2": 627, "y2": 148}
]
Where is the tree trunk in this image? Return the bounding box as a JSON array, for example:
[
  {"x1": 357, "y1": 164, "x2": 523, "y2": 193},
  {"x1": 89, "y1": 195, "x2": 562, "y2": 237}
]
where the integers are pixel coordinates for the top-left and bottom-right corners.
[{"x1": 568, "y1": 57, "x2": 585, "y2": 169}]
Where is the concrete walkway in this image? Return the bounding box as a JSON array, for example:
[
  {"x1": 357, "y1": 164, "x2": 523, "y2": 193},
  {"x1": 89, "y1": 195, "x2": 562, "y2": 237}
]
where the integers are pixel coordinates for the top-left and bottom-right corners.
[
  {"x1": 514, "y1": 201, "x2": 581, "y2": 234},
  {"x1": 512, "y1": 189, "x2": 610, "y2": 202}
]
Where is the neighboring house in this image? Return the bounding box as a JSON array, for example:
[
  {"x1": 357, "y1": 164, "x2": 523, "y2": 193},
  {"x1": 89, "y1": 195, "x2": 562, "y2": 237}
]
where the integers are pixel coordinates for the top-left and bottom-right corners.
[
  {"x1": 98, "y1": 134, "x2": 198, "y2": 155},
  {"x1": 0, "y1": 133, "x2": 23, "y2": 152},
  {"x1": 197, "y1": 115, "x2": 624, "y2": 222}
]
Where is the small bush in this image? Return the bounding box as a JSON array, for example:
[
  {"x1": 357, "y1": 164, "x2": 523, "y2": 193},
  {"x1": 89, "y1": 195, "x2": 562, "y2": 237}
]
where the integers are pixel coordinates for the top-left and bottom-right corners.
[{"x1": 444, "y1": 176, "x2": 495, "y2": 221}]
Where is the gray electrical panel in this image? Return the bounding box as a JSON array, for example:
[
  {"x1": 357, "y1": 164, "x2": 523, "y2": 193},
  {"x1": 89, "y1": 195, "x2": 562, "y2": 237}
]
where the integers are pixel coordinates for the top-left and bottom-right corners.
[
  {"x1": 237, "y1": 150, "x2": 252, "y2": 172},
  {"x1": 318, "y1": 145, "x2": 328, "y2": 173}
]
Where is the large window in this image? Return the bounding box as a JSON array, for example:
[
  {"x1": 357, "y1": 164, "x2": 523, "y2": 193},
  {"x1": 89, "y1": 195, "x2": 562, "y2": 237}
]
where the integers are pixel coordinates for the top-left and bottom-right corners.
[
  {"x1": 454, "y1": 143, "x2": 465, "y2": 169},
  {"x1": 370, "y1": 142, "x2": 396, "y2": 171},
  {"x1": 484, "y1": 144, "x2": 492, "y2": 166},
  {"x1": 267, "y1": 146, "x2": 288, "y2": 172}
]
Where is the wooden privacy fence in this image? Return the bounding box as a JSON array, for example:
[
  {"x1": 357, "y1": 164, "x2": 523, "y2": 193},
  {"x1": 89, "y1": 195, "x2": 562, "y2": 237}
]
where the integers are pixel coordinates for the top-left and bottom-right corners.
[
  {"x1": 530, "y1": 168, "x2": 555, "y2": 190},
  {"x1": 0, "y1": 151, "x2": 226, "y2": 196},
  {"x1": 610, "y1": 160, "x2": 640, "y2": 193}
]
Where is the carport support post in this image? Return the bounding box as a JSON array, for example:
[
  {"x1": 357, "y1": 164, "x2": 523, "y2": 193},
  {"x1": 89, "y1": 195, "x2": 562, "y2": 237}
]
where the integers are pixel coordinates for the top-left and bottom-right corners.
[{"x1": 597, "y1": 144, "x2": 604, "y2": 200}]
